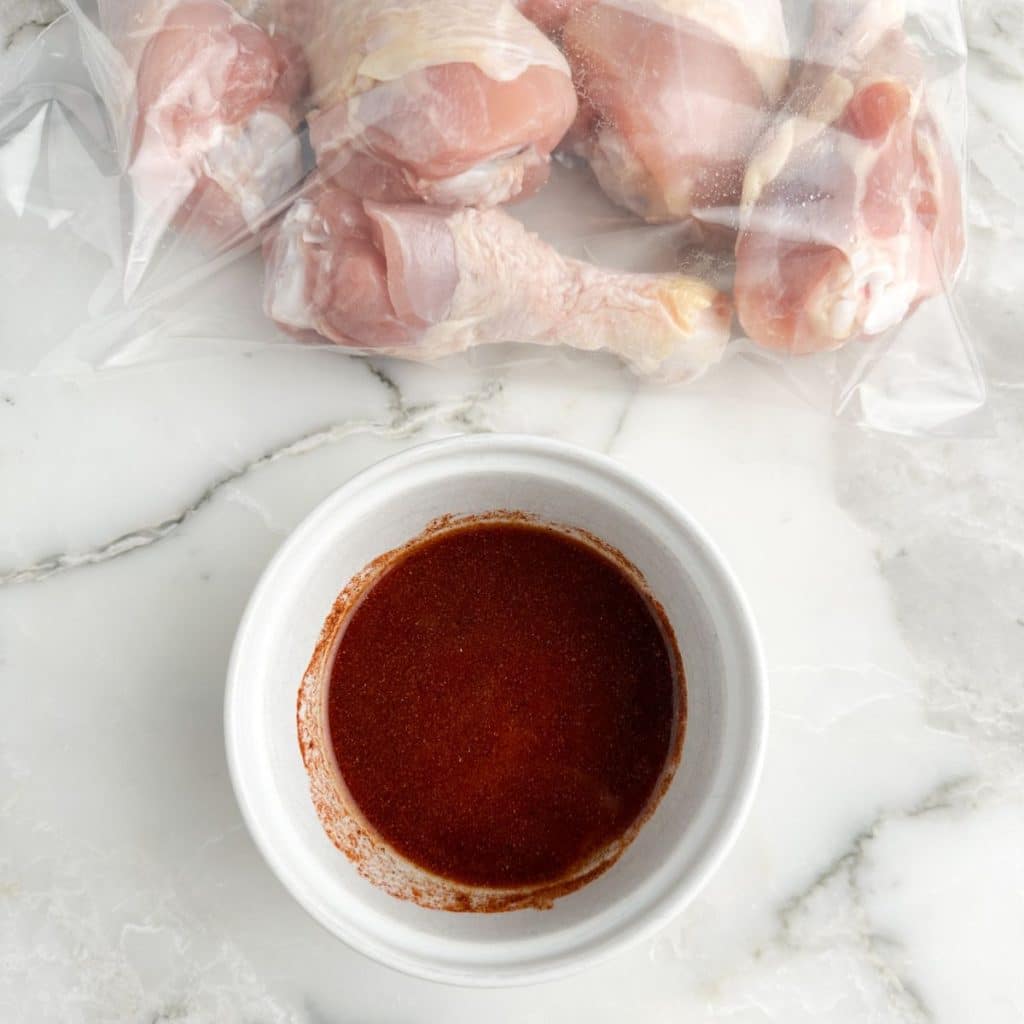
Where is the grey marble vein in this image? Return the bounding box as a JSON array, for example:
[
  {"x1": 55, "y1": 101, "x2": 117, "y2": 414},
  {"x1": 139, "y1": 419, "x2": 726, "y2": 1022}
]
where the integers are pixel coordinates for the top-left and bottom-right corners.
[
  {"x1": 767, "y1": 775, "x2": 978, "y2": 1023},
  {"x1": 0, "y1": 389, "x2": 494, "y2": 587},
  {"x1": 601, "y1": 378, "x2": 639, "y2": 454}
]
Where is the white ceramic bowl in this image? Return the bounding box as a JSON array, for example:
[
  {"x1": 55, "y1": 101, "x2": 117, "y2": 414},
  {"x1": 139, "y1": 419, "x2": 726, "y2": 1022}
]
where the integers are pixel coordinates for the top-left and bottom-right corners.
[{"x1": 225, "y1": 434, "x2": 766, "y2": 987}]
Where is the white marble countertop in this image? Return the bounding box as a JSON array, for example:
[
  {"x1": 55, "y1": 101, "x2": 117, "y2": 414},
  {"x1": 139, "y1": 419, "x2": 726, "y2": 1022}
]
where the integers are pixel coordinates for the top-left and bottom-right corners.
[{"x1": 2, "y1": 3, "x2": 1024, "y2": 1022}]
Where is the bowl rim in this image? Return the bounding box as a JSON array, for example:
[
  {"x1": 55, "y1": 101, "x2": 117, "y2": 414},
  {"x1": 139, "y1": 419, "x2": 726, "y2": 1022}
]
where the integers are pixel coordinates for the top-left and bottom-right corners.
[{"x1": 224, "y1": 432, "x2": 767, "y2": 987}]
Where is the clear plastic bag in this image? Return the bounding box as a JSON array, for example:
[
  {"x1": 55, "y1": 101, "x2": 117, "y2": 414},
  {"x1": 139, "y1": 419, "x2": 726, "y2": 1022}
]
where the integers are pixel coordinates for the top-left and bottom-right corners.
[{"x1": 0, "y1": 0, "x2": 985, "y2": 434}]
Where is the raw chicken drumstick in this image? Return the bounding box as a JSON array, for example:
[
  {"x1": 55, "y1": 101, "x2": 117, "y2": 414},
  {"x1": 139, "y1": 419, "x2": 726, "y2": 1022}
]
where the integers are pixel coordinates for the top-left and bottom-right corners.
[
  {"x1": 734, "y1": 4, "x2": 965, "y2": 354},
  {"x1": 302, "y1": 0, "x2": 578, "y2": 207},
  {"x1": 104, "y1": 0, "x2": 308, "y2": 256},
  {"x1": 263, "y1": 185, "x2": 732, "y2": 381},
  {"x1": 559, "y1": 0, "x2": 790, "y2": 224}
]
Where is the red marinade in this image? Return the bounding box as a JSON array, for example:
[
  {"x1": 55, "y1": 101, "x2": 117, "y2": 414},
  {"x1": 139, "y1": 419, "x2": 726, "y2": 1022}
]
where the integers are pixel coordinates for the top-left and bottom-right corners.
[{"x1": 326, "y1": 521, "x2": 681, "y2": 889}]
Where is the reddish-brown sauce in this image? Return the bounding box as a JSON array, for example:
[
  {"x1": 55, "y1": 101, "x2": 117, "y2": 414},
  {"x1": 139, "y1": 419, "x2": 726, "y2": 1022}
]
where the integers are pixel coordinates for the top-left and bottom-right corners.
[{"x1": 325, "y1": 520, "x2": 682, "y2": 890}]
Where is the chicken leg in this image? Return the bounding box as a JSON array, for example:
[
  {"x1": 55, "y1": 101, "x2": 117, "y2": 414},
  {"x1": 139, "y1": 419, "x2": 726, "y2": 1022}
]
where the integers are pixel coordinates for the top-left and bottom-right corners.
[
  {"x1": 302, "y1": 0, "x2": 578, "y2": 207},
  {"x1": 560, "y1": 0, "x2": 789, "y2": 225},
  {"x1": 263, "y1": 184, "x2": 732, "y2": 381},
  {"x1": 104, "y1": 0, "x2": 308, "y2": 258},
  {"x1": 734, "y1": 4, "x2": 965, "y2": 354}
]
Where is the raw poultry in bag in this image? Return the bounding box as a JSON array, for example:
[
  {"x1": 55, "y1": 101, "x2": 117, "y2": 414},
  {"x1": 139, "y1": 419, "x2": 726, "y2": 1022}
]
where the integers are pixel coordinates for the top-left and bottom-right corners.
[{"x1": 89, "y1": 0, "x2": 967, "y2": 388}]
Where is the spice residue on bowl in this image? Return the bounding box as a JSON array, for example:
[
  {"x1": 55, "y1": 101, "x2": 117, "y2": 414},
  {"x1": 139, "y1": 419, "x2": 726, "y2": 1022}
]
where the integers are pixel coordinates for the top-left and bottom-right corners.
[{"x1": 298, "y1": 512, "x2": 685, "y2": 911}]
